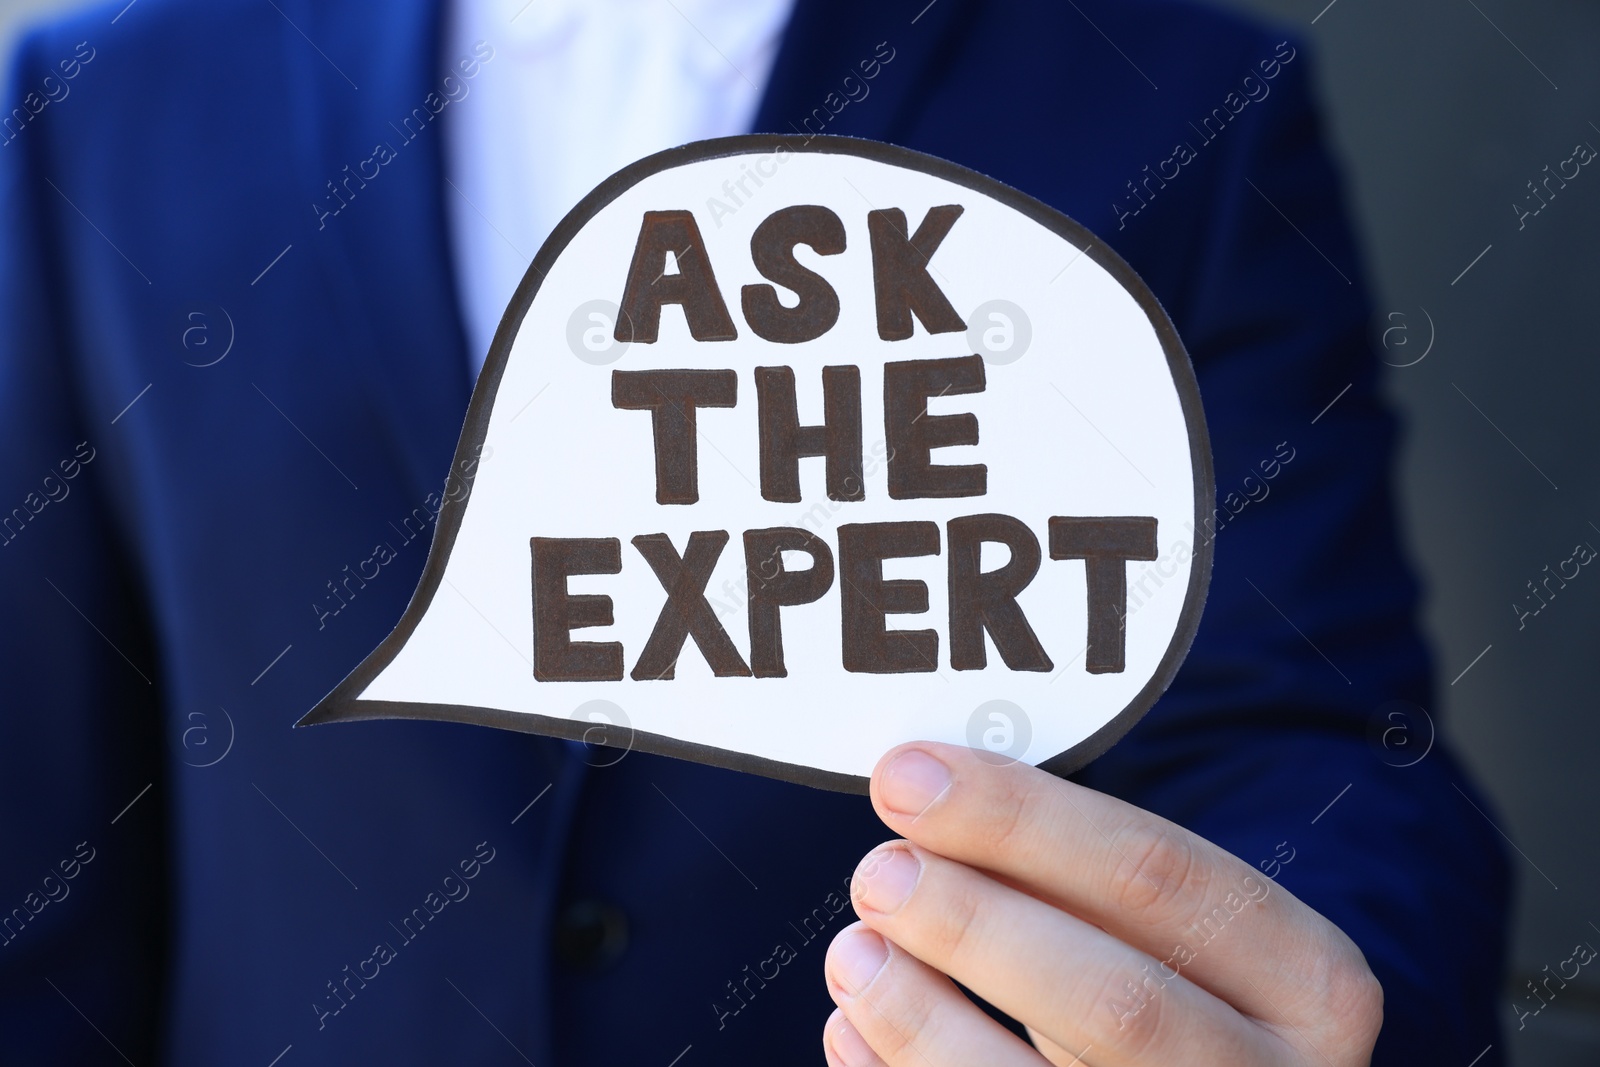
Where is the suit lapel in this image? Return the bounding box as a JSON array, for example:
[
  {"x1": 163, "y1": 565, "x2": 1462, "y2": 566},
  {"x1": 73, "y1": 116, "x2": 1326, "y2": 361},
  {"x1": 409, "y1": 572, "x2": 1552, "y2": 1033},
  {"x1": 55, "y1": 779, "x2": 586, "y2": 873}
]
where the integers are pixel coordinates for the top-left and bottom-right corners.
[
  {"x1": 265, "y1": 0, "x2": 974, "y2": 509},
  {"x1": 276, "y1": 0, "x2": 473, "y2": 506}
]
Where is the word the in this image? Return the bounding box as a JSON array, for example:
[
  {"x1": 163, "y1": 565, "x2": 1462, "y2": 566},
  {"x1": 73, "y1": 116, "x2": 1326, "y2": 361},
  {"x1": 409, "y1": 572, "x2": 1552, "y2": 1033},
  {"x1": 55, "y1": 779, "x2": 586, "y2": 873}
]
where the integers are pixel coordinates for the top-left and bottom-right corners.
[
  {"x1": 313, "y1": 446, "x2": 485, "y2": 627},
  {"x1": 713, "y1": 874, "x2": 852, "y2": 1029},
  {"x1": 1, "y1": 440, "x2": 96, "y2": 547},
  {"x1": 1514, "y1": 138, "x2": 1596, "y2": 230},
  {"x1": 1110, "y1": 868, "x2": 1277, "y2": 1030},
  {"x1": 707, "y1": 441, "x2": 894, "y2": 621},
  {"x1": 1, "y1": 40, "x2": 94, "y2": 147},
  {"x1": 1113, "y1": 41, "x2": 1297, "y2": 229},
  {"x1": 1513, "y1": 537, "x2": 1595, "y2": 630},
  {"x1": 1, "y1": 841, "x2": 95, "y2": 947},
  {"x1": 312, "y1": 841, "x2": 495, "y2": 1029},
  {"x1": 1514, "y1": 938, "x2": 1596, "y2": 1030},
  {"x1": 313, "y1": 41, "x2": 494, "y2": 229}
]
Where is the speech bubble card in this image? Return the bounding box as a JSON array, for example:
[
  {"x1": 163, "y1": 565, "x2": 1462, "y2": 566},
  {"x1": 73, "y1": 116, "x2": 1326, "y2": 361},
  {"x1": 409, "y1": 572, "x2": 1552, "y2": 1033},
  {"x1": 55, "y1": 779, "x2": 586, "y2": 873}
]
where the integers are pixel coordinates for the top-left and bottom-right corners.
[{"x1": 300, "y1": 136, "x2": 1213, "y2": 792}]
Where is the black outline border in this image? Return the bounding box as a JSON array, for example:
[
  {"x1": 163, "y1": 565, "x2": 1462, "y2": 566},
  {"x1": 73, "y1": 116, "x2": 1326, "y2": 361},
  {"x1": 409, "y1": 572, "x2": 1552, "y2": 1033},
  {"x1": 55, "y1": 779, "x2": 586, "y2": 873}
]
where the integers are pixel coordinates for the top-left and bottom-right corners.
[{"x1": 297, "y1": 134, "x2": 1215, "y2": 795}]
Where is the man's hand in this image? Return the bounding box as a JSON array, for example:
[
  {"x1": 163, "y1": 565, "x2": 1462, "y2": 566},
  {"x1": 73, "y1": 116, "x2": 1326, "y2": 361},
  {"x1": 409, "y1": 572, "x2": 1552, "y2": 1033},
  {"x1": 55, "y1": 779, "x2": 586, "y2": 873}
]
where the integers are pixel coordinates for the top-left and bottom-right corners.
[{"x1": 822, "y1": 742, "x2": 1383, "y2": 1066}]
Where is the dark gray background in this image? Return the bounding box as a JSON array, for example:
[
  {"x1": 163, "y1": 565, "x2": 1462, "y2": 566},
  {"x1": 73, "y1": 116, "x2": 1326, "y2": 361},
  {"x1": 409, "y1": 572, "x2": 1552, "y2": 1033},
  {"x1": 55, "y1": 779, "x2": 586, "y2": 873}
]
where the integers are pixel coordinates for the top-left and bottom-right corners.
[
  {"x1": 3, "y1": 0, "x2": 1595, "y2": 1062},
  {"x1": 1211, "y1": 2, "x2": 1600, "y2": 1063}
]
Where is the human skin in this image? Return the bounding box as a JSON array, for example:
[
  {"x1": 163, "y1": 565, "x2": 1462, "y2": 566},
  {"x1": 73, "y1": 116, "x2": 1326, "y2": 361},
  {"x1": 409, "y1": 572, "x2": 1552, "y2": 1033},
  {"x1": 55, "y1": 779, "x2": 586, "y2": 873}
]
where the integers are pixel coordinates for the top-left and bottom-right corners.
[{"x1": 822, "y1": 742, "x2": 1383, "y2": 1066}]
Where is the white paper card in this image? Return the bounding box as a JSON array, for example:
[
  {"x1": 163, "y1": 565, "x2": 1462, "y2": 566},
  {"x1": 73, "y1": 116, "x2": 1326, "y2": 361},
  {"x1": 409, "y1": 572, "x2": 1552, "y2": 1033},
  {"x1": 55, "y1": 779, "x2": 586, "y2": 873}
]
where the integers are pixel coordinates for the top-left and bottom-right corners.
[{"x1": 302, "y1": 136, "x2": 1213, "y2": 792}]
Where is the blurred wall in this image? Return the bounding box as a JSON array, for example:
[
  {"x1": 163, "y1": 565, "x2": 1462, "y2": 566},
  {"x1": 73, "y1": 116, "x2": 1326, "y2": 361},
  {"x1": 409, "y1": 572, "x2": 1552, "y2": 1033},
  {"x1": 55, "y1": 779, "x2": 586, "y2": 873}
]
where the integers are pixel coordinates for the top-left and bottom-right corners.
[
  {"x1": 1209, "y1": 1, "x2": 1600, "y2": 1063},
  {"x1": 4, "y1": 0, "x2": 1597, "y2": 1063}
]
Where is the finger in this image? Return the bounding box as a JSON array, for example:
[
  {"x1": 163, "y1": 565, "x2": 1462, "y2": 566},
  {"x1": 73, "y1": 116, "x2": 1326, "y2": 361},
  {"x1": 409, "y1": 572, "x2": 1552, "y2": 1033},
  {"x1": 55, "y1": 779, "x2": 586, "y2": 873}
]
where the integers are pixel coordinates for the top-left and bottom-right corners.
[
  {"x1": 824, "y1": 1009, "x2": 887, "y2": 1067},
  {"x1": 851, "y1": 841, "x2": 1286, "y2": 1066},
  {"x1": 824, "y1": 921, "x2": 1050, "y2": 1067},
  {"x1": 1027, "y1": 1026, "x2": 1098, "y2": 1067},
  {"x1": 870, "y1": 742, "x2": 1377, "y2": 1037}
]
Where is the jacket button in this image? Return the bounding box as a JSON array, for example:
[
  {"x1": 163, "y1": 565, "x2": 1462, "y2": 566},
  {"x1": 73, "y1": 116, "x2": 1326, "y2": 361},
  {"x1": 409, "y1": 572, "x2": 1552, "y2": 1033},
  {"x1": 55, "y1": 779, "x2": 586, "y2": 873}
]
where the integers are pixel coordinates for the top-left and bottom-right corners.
[{"x1": 554, "y1": 898, "x2": 630, "y2": 972}]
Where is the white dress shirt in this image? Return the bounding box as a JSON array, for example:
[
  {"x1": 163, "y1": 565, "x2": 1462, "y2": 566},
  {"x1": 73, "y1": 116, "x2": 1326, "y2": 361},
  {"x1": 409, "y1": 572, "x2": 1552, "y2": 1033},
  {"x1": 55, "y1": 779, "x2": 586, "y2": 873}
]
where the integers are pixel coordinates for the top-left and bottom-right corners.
[{"x1": 442, "y1": 0, "x2": 795, "y2": 374}]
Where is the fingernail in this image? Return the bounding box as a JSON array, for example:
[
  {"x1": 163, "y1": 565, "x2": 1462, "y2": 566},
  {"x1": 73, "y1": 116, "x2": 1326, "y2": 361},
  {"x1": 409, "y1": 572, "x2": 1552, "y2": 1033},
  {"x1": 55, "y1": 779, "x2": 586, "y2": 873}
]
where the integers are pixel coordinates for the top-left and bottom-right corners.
[
  {"x1": 829, "y1": 925, "x2": 889, "y2": 997},
  {"x1": 879, "y1": 749, "x2": 952, "y2": 816},
  {"x1": 830, "y1": 1013, "x2": 878, "y2": 1067},
  {"x1": 853, "y1": 846, "x2": 921, "y2": 914}
]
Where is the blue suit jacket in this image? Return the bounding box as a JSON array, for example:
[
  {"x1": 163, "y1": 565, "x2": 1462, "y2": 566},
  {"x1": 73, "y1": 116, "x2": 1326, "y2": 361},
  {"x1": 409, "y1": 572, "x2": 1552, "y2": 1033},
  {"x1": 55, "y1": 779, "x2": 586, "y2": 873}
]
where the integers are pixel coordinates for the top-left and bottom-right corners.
[{"x1": 0, "y1": 0, "x2": 1509, "y2": 1062}]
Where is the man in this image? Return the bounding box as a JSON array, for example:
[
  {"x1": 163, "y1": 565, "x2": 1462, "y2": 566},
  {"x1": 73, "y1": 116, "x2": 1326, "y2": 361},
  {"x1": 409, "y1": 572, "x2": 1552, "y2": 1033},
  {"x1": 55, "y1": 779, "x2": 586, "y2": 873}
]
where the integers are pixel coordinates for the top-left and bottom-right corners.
[{"x1": 0, "y1": 0, "x2": 1508, "y2": 1063}]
